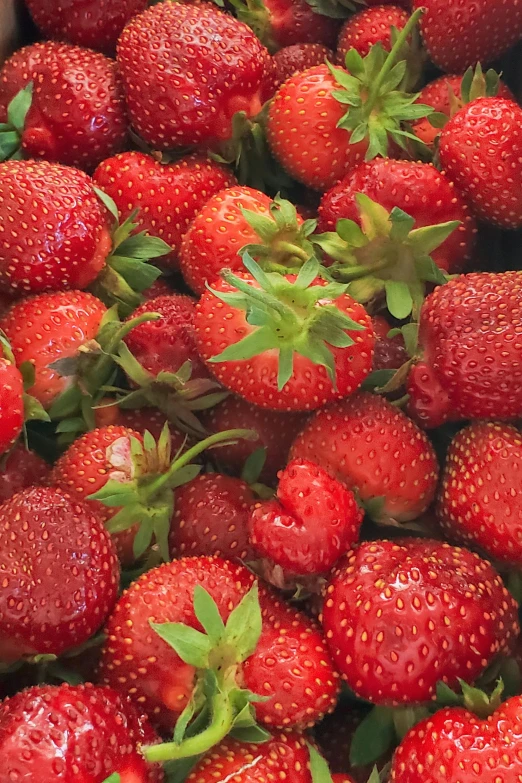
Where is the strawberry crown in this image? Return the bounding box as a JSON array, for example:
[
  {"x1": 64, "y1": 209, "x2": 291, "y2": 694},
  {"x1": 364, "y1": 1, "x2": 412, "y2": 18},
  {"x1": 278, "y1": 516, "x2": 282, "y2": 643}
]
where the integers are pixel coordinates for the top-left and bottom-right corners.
[
  {"x1": 0, "y1": 82, "x2": 33, "y2": 161},
  {"x1": 304, "y1": 0, "x2": 364, "y2": 19}
]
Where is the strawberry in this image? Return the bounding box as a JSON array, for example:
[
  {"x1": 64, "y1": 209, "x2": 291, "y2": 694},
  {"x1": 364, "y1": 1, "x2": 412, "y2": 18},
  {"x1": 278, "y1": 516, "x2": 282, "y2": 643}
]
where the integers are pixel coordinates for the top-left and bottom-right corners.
[
  {"x1": 371, "y1": 315, "x2": 407, "y2": 372},
  {"x1": 412, "y1": 0, "x2": 522, "y2": 72},
  {"x1": 390, "y1": 695, "x2": 522, "y2": 782},
  {"x1": 0, "y1": 41, "x2": 127, "y2": 170},
  {"x1": 116, "y1": 2, "x2": 272, "y2": 151},
  {"x1": 322, "y1": 539, "x2": 519, "y2": 705},
  {"x1": 290, "y1": 391, "x2": 439, "y2": 523},
  {"x1": 95, "y1": 404, "x2": 187, "y2": 454},
  {"x1": 0, "y1": 443, "x2": 49, "y2": 503},
  {"x1": 437, "y1": 422, "x2": 522, "y2": 567},
  {"x1": 0, "y1": 683, "x2": 163, "y2": 783},
  {"x1": 406, "y1": 272, "x2": 522, "y2": 428},
  {"x1": 231, "y1": 0, "x2": 339, "y2": 52},
  {"x1": 0, "y1": 486, "x2": 120, "y2": 663},
  {"x1": 272, "y1": 43, "x2": 334, "y2": 91},
  {"x1": 201, "y1": 394, "x2": 307, "y2": 482},
  {"x1": 0, "y1": 355, "x2": 23, "y2": 456},
  {"x1": 169, "y1": 472, "x2": 257, "y2": 562},
  {"x1": 336, "y1": 5, "x2": 409, "y2": 62},
  {"x1": 439, "y1": 97, "x2": 522, "y2": 229},
  {"x1": 249, "y1": 458, "x2": 363, "y2": 575},
  {"x1": 194, "y1": 258, "x2": 375, "y2": 412},
  {"x1": 92, "y1": 151, "x2": 236, "y2": 270},
  {"x1": 0, "y1": 161, "x2": 112, "y2": 296}
]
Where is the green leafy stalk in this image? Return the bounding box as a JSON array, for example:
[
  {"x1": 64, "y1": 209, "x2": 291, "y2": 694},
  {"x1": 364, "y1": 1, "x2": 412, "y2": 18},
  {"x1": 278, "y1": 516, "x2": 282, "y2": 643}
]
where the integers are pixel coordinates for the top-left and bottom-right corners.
[{"x1": 0, "y1": 83, "x2": 33, "y2": 161}]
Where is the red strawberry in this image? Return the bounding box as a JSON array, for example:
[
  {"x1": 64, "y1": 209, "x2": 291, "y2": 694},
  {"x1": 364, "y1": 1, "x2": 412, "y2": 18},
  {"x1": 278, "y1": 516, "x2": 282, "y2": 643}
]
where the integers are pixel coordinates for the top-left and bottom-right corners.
[
  {"x1": 0, "y1": 41, "x2": 127, "y2": 170},
  {"x1": 0, "y1": 683, "x2": 163, "y2": 783},
  {"x1": 322, "y1": 539, "x2": 519, "y2": 705},
  {"x1": 272, "y1": 43, "x2": 334, "y2": 91},
  {"x1": 406, "y1": 272, "x2": 522, "y2": 428},
  {"x1": 0, "y1": 486, "x2": 119, "y2": 663},
  {"x1": 437, "y1": 422, "x2": 522, "y2": 567},
  {"x1": 194, "y1": 260, "x2": 375, "y2": 412},
  {"x1": 413, "y1": 0, "x2": 522, "y2": 72},
  {"x1": 24, "y1": 0, "x2": 147, "y2": 55},
  {"x1": 290, "y1": 392, "x2": 439, "y2": 523},
  {"x1": 201, "y1": 394, "x2": 307, "y2": 483},
  {"x1": 141, "y1": 277, "x2": 173, "y2": 300},
  {"x1": 0, "y1": 290, "x2": 106, "y2": 409},
  {"x1": 0, "y1": 443, "x2": 49, "y2": 503},
  {"x1": 390, "y1": 695, "x2": 522, "y2": 782},
  {"x1": 169, "y1": 472, "x2": 257, "y2": 562},
  {"x1": 371, "y1": 315, "x2": 407, "y2": 372},
  {"x1": 0, "y1": 161, "x2": 111, "y2": 296},
  {"x1": 231, "y1": 0, "x2": 339, "y2": 51},
  {"x1": 249, "y1": 458, "x2": 362, "y2": 575},
  {"x1": 336, "y1": 5, "x2": 409, "y2": 62},
  {"x1": 439, "y1": 97, "x2": 522, "y2": 229},
  {"x1": 333, "y1": 777, "x2": 356, "y2": 783},
  {"x1": 117, "y1": 2, "x2": 272, "y2": 150},
  {"x1": 317, "y1": 159, "x2": 477, "y2": 275},
  {"x1": 0, "y1": 356, "x2": 23, "y2": 456},
  {"x1": 92, "y1": 151, "x2": 236, "y2": 269}
]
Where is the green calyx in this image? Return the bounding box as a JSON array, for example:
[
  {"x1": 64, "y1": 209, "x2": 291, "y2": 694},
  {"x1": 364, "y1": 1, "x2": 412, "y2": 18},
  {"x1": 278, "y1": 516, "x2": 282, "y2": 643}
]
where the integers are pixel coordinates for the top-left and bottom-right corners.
[
  {"x1": 314, "y1": 193, "x2": 457, "y2": 319},
  {"x1": 227, "y1": 0, "x2": 277, "y2": 52},
  {"x1": 428, "y1": 63, "x2": 505, "y2": 135},
  {"x1": 303, "y1": 0, "x2": 362, "y2": 19},
  {"x1": 328, "y1": 9, "x2": 434, "y2": 159},
  {"x1": 436, "y1": 679, "x2": 504, "y2": 720},
  {"x1": 91, "y1": 187, "x2": 171, "y2": 318},
  {"x1": 0, "y1": 83, "x2": 33, "y2": 162},
  {"x1": 349, "y1": 704, "x2": 429, "y2": 770},
  {"x1": 143, "y1": 583, "x2": 270, "y2": 763},
  {"x1": 88, "y1": 425, "x2": 256, "y2": 563},
  {"x1": 209, "y1": 253, "x2": 365, "y2": 390}
]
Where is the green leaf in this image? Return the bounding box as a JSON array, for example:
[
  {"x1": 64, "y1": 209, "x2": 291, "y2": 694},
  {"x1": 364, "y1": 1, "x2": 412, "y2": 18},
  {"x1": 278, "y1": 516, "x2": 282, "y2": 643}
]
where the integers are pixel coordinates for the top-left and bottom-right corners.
[
  {"x1": 23, "y1": 393, "x2": 50, "y2": 423},
  {"x1": 307, "y1": 742, "x2": 334, "y2": 783},
  {"x1": 240, "y1": 447, "x2": 266, "y2": 485},
  {"x1": 400, "y1": 322, "x2": 419, "y2": 358},
  {"x1": 150, "y1": 622, "x2": 211, "y2": 668},
  {"x1": 7, "y1": 82, "x2": 33, "y2": 132},
  {"x1": 116, "y1": 232, "x2": 171, "y2": 260},
  {"x1": 350, "y1": 706, "x2": 395, "y2": 767},
  {"x1": 384, "y1": 279, "x2": 413, "y2": 320},
  {"x1": 109, "y1": 254, "x2": 162, "y2": 291},
  {"x1": 93, "y1": 186, "x2": 119, "y2": 221},
  {"x1": 102, "y1": 775, "x2": 121, "y2": 783},
  {"x1": 223, "y1": 583, "x2": 262, "y2": 662},
  {"x1": 408, "y1": 220, "x2": 459, "y2": 256},
  {"x1": 230, "y1": 725, "x2": 271, "y2": 743},
  {"x1": 435, "y1": 681, "x2": 462, "y2": 707},
  {"x1": 193, "y1": 586, "x2": 226, "y2": 646},
  {"x1": 87, "y1": 479, "x2": 138, "y2": 507}
]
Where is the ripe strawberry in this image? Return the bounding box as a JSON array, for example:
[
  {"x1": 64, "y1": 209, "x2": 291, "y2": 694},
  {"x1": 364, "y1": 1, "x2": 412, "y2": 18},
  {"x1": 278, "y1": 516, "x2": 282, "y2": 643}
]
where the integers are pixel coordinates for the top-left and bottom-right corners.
[
  {"x1": 92, "y1": 151, "x2": 236, "y2": 269},
  {"x1": 141, "y1": 277, "x2": 173, "y2": 300},
  {"x1": 0, "y1": 486, "x2": 119, "y2": 662},
  {"x1": 169, "y1": 472, "x2": 257, "y2": 562},
  {"x1": 390, "y1": 695, "x2": 522, "y2": 782},
  {"x1": 336, "y1": 5, "x2": 409, "y2": 62},
  {"x1": 406, "y1": 272, "x2": 522, "y2": 428},
  {"x1": 231, "y1": 0, "x2": 339, "y2": 51},
  {"x1": 0, "y1": 683, "x2": 163, "y2": 783},
  {"x1": 437, "y1": 422, "x2": 522, "y2": 567},
  {"x1": 0, "y1": 356, "x2": 23, "y2": 456},
  {"x1": 249, "y1": 458, "x2": 363, "y2": 575},
  {"x1": 413, "y1": 0, "x2": 522, "y2": 72},
  {"x1": 322, "y1": 539, "x2": 519, "y2": 705},
  {"x1": 0, "y1": 290, "x2": 106, "y2": 409},
  {"x1": 371, "y1": 315, "x2": 407, "y2": 372},
  {"x1": 201, "y1": 394, "x2": 307, "y2": 482},
  {"x1": 0, "y1": 443, "x2": 49, "y2": 503},
  {"x1": 439, "y1": 97, "x2": 522, "y2": 229},
  {"x1": 0, "y1": 161, "x2": 111, "y2": 296},
  {"x1": 0, "y1": 41, "x2": 127, "y2": 170},
  {"x1": 194, "y1": 259, "x2": 375, "y2": 412},
  {"x1": 117, "y1": 2, "x2": 272, "y2": 150},
  {"x1": 290, "y1": 392, "x2": 439, "y2": 523},
  {"x1": 272, "y1": 43, "x2": 334, "y2": 91}
]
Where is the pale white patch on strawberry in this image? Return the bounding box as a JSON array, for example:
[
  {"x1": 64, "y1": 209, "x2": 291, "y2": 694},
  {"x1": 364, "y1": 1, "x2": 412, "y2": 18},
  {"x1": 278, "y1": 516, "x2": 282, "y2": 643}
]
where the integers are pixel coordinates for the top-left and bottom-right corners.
[{"x1": 106, "y1": 436, "x2": 135, "y2": 482}]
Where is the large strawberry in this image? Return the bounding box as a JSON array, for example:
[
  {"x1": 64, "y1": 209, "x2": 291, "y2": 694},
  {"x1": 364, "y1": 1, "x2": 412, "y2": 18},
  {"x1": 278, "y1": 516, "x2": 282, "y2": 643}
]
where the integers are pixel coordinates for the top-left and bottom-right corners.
[
  {"x1": 406, "y1": 272, "x2": 522, "y2": 428},
  {"x1": 0, "y1": 683, "x2": 163, "y2": 783},
  {"x1": 322, "y1": 539, "x2": 519, "y2": 706},
  {"x1": 290, "y1": 392, "x2": 438, "y2": 523},
  {"x1": 194, "y1": 257, "x2": 375, "y2": 412},
  {"x1": 0, "y1": 486, "x2": 120, "y2": 663},
  {"x1": 116, "y1": 2, "x2": 271, "y2": 151},
  {"x1": 0, "y1": 41, "x2": 127, "y2": 170}
]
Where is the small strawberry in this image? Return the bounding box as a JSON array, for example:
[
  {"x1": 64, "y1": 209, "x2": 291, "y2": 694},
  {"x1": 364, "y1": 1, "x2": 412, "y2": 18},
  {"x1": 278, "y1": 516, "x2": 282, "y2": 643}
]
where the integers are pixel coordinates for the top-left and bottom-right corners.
[
  {"x1": 92, "y1": 151, "x2": 237, "y2": 270},
  {"x1": 194, "y1": 257, "x2": 375, "y2": 412},
  {"x1": 0, "y1": 683, "x2": 163, "y2": 783},
  {"x1": 0, "y1": 41, "x2": 127, "y2": 170},
  {"x1": 0, "y1": 443, "x2": 49, "y2": 503},
  {"x1": 117, "y1": 2, "x2": 272, "y2": 151},
  {"x1": 336, "y1": 4, "x2": 409, "y2": 62},
  {"x1": 0, "y1": 486, "x2": 120, "y2": 663},
  {"x1": 322, "y1": 539, "x2": 519, "y2": 705},
  {"x1": 371, "y1": 315, "x2": 408, "y2": 372},
  {"x1": 290, "y1": 391, "x2": 439, "y2": 523},
  {"x1": 439, "y1": 97, "x2": 522, "y2": 229},
  {"x1": 272, "y1": 43, "x2": 334, "y2": 91},
  {"x1": 413, "y1": 0, "x2": 522, "y2": 72},
  {"x1": 249, "y1": 458, "x2": 363, "y2": 575}
]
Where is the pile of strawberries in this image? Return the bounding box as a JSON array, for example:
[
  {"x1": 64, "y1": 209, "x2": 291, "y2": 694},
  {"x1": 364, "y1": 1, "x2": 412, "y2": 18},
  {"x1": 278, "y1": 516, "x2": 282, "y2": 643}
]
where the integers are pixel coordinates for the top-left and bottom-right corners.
[{"x1": 2, "y1": 0, "x2": 522, "y2": 781}]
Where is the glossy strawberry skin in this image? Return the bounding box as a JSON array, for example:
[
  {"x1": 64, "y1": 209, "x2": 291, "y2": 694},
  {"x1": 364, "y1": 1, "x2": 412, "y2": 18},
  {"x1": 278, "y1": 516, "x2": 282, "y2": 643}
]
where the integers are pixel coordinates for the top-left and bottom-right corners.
[
  {"x1": 117, "y1": 2, "x2": 272, "y2": 149},
  {"x1": 93, "y1": 151, "x2": 236, "y2": 269},
  {"x1": 371, "y1": 315, "x2": 407, "y2": 372},
  {"x1": 390, "y1": 696, "x2": 522, "y2": 782},
  {"x1": 0, "y1": 487, "x2": 120, "y2": 663},
  {"x1": 439, "y1": 97, "x2": 522, "y2": 229},
  {"x1": 0, "y1": 42, "x2": 128, "y2": 171},
  {"x1": 290, "y1": 392, "x2": 439, "y2": 522},
  {"x1": 336, "y1": 5, "x2": 409, "y2": 63},
  {"x1": 272, "y1": 43, "x2": 333, "y2": 92},
  {"x1": 322, "y1": 539, "x2": 519, "y2": 705},
  {"x1": 250, "y1": 459, "x2": 363, "y2": 575},
  {"x1": 0, "y1": 683, "x2": 163, "y2": 783},
  {"x1": 318, "y1": 159, "x2": 477, "y2": 273},
  {"x1": 0, "y1": 291, "x2": 107, "y2": 409},
  {"x1": 0, "y1": 161, "x2": 111, "y2": 296},
  {"x1": 259, "y1": 0, "x2": 339, "y2": 50},
  {"x1": 0, "y1": 444, "x2": 49, "y2": 503},
  {"x1": 0, "y1": 359, "x2": 24, "y2": 456}
]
